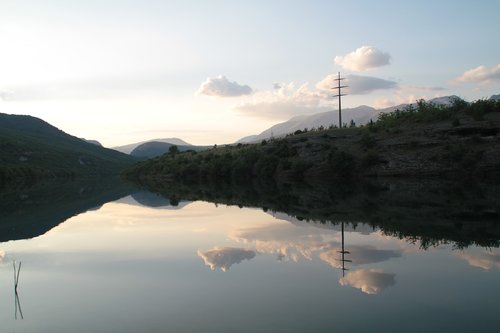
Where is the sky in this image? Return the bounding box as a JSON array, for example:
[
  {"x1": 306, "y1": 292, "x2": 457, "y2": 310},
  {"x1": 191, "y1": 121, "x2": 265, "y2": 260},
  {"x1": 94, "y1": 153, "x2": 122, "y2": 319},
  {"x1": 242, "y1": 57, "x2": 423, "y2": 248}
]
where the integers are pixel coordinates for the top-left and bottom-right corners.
[{"x1": 0, "y1": 0, "x2": 499, "y2": 147}]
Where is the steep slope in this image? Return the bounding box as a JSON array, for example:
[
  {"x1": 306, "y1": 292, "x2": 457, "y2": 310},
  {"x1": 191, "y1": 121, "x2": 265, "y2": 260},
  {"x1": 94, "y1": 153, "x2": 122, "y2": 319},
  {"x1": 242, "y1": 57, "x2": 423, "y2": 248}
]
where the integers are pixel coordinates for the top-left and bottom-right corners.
[
  {"x1": 130, "y1": 141, "x2": 208, "y2": 159},
  {"x1": 238, "y1": 105, "x2": 377, "y2": 143},
  {"x1": 0, "y1": 113, "x2": 137, "y2": 183},
  {"x1": 113, "y1": 138, "x2": 192, "y2": 154},
  {"x1": 237, "y1": 96, "x2": 461, "y2": 143}
]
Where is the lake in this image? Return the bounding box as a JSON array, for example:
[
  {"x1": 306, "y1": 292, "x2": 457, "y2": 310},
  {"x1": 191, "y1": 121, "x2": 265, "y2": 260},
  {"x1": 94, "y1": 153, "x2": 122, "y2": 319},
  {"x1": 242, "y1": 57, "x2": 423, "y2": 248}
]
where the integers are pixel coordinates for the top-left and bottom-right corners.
[{"x1": 0, "y1": 182, "x2": 499, "y2": 332}]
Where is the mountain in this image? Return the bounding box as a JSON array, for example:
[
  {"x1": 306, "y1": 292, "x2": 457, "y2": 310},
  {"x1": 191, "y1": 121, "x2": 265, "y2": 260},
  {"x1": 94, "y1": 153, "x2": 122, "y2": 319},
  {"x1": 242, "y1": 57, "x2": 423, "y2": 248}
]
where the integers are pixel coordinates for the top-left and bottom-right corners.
[
  {"x1": 238, "y1": 95, "x2": 460, "y2": 143},
  {"x1": 113, "y1": 138, "x2": 192, "y2": 154},
  {"x1": 238, "y1": 105, "x2": 378, "y2": 143},
  {"x1": 130, "y1": 141, "x2": 208, "y2": 159},
  {"x1": 84, "y1": 139, "x2": 102, "y2": 146},
  {"x1": 0, "y1": 112, "x2": 137, "y2": 183}
]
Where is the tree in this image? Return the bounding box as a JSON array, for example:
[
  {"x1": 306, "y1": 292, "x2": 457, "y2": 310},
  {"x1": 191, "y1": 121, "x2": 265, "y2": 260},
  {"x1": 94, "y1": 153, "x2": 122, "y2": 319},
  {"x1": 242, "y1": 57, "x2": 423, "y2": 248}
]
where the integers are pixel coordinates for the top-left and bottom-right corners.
[{"x1": 169, "y1": 145, "x2": 179, "y2": 155}]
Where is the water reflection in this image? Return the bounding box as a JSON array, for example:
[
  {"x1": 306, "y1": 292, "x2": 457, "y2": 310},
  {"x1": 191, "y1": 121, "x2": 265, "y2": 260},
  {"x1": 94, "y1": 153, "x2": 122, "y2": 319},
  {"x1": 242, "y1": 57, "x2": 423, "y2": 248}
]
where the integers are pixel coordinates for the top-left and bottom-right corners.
[
  {"x1": 198, "y1": 247, "x2": 256, "y2": 272},
  {"x1": 319, "y1": 245, "x2": 401, "y2": 268},
  {"x1": 116, "y1": 190, "x2": 191, "y2": 210},
  {"x1": 339, "y1": 269, "x2": 396, "y2": 295},
  {"x1": 206, "y1": 216, "x2": 400, "y2": 293},
  {"x1": 0, "y1": 178, "x2": 134, "y2": 242},
  {"x1": 230, "y1": 222, "x2": 333, "y2": 262},
  {"x1": 136, "y1": 177, "x2": 500, "y2": 249},
  {"x1": 0, "y1": 189, "x2": 498, "y2": 332},
  {"x1": 457, "y1": 249, "x2": 500, "y2": 270},
  {"x1": 13, "y1": 261, "x2": 23, "y2": 320}
]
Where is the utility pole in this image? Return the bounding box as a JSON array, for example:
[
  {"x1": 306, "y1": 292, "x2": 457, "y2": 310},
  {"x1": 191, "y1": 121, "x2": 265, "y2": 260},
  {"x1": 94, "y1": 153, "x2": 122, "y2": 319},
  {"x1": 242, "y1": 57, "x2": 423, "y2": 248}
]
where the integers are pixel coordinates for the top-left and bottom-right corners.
[{"x1": 332, "y1": 72, "x2": 347, "y2": 128}]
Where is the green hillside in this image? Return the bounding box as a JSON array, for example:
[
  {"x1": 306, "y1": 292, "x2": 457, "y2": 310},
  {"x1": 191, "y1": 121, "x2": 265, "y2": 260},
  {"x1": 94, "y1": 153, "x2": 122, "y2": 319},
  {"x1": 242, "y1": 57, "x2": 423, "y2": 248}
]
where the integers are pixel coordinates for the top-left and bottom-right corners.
[
  {"x1": 0, "y1": 113, "x2": 137, "y2": 185},
  {"x1": 130, "y1": 140, "x2": 208, "y2": 159},
  {"x1": 124, "y1": 98, "x2": 500, "y2": 184}
]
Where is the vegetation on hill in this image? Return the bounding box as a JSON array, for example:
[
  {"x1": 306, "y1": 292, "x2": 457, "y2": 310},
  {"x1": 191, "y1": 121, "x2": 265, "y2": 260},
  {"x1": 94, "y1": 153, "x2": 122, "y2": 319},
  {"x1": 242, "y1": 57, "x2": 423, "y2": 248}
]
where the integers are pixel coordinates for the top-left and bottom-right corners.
[
  {"x1": 130, "y1": 140, "x2": 208, "y2": 159},
  {"x1": 0, "y1": 113, "x2": 137, "y2": 185},
  {"x1": 124, "y1": 98, "x2": 500, "y2": 184}
]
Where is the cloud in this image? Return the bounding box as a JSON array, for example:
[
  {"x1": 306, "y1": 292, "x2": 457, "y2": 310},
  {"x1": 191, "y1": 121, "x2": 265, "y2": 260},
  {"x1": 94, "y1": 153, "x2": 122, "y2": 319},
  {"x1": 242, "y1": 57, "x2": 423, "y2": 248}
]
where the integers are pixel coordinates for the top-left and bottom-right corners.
[
  {"x1": 335, "y1": 46, "x2": 391, "y2": 72},
  {"x1": 236, "y1": 82, "x2": 333, "y2": 120},
  {"x1": 0, "y1": 89, "x2": 14, "y2": 101},
  {"x1": 316, "y1": 74, "x2": 397, "y2": 95},
  {"x1": 457, "y1": 250, "x2": 500, "y2": 271},
  {"x1": 197, "y1": 247, "x2": 256, "y2": 272},
  {"x1": 454, "y1": 64, "x2": 500, "y2": 85},
  {"x1": 236, "y1": 73, "x2": 397, "y2": 120},
  {"x1": 339, "y1": 268, "x2": 396, "y2": 295},
  {"x1": 373, "y1": 85, "x2": 449, "y2": 109},
  {"x1": 197, "y1": 75, "x2": 253, "y2": 97},
  {"x1": 320, "y1": 245, "x2": 401, "y2": 268}
]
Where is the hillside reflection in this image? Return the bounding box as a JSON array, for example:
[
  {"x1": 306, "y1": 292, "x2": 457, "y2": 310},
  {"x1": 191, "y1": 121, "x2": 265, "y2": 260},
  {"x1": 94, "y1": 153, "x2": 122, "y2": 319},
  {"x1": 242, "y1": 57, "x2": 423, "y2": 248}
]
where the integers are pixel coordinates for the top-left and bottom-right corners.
[
  {"x1": 135, "y1": 177, "x2": 500, "y2": 249},
  {"x1": 0, "y1": 178, "x2": 135, "y2": 242}
]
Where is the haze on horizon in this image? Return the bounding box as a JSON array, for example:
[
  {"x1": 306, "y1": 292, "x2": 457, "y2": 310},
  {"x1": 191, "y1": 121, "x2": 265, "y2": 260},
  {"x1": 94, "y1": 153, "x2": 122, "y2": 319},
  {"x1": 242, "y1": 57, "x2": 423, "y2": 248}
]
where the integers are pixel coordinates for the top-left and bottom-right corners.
[{"x1": 0, "y1": 0, "x2": 499, "y2": 147}]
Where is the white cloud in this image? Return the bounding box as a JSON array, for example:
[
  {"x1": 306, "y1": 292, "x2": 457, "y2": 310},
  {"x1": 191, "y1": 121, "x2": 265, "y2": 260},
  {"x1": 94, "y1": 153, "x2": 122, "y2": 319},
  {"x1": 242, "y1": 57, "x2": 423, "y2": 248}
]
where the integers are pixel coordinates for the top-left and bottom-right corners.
[
  {"x1": 454, "y1": 64, "x2": 500, "y2": 85},
  {"x1": 197, "y1": 247, "x2": 256, "y2": 272},
  {"x1": 316, "y1": 74, "x2": 397, "y2": 95},
  {"x1": 197, "y1": 75, "x2": 253, "y2": 97},
  {"x1": 339, "y1": 268, "x2": 396, "y2": 295},
  {"x1": 0, "y1": 89, "x2": 14, "y2": 101},
  {"x1": 235, "y1": 74, "x2": 396, "y2": 120},
  {"x1": 335, "y1": 46, "x2": 391, "y2": 72},
  {"x1": 373, "y1": 85, "x2": 450, "y2": 109},
  {"x1": 236, "y1": 82, "x2": 333, "y2": 120}
]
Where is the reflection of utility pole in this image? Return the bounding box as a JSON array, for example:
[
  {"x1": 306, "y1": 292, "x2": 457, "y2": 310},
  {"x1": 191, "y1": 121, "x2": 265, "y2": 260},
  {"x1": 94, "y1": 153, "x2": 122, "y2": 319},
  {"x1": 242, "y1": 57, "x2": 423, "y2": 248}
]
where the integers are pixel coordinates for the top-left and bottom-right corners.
[
  {"x1": 13, "y1": 261, "x2": 24, "y2": 320},
  {"x1": 336, "y1": 222, "x2": 351, "y2": 277},
  {"x1": 332, "y1": 72, "x2": 347, "y2": 128}
]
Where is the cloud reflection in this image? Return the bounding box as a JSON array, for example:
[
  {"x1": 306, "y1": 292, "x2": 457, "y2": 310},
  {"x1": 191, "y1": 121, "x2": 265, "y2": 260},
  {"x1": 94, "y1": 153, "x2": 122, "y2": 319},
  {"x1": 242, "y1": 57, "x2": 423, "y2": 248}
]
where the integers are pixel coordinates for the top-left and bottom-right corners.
[
  {"x1": 230, "y1": 224, "x2": 332, "y2": 262},
  {"x1": 458, "y1": 250, "x2": 500, "y2": 271},
  {"x1": 320, "y1": 245, "x2": 401, "y2": 268},
  {"x1": 198, "y1": 247, "x2": 256, "y2": 272},
  {"x1": 231, "y1": 224, "x2": 401, "y2": 266},
  {"x1": 339, "y1": 269, "x2": 396, "y2": 295}
]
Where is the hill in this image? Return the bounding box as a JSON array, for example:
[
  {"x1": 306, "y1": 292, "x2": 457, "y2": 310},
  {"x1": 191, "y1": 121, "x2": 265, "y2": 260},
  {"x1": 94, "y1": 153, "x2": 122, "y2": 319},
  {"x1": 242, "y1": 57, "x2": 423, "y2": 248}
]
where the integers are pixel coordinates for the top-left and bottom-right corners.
[
  {"x1": 0, "y1": 113, "x2": 137, "y2": 184},
  {"x1": 113, "y1": 138, "x2": 192, "y2": 154},
  {"x1": 124, "y1": 97, "x2": 500, "y2": 184},
  {"x1": 237, "y1": 95, "x2": 461, "y2": 143},
  {"x1": 130, "y1": 141, "x2": 208, "y2": 159}
]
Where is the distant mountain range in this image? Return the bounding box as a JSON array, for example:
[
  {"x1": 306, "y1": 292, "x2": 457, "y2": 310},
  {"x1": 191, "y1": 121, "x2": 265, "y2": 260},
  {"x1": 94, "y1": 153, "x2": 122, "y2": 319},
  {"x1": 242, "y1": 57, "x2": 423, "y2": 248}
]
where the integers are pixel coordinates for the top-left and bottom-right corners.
[
  {"x1": 0, "y1": 112, "x2": 137, "y2": 182},
  {"x1": 113, "y1": 138, "x2": 192, "y2": 154},
  {"x1": 130, "y1": 141, "x2": 208, "y2": 159},
  {"x1": 113, "y1": 138, "x2": 209, "y2": 159},
  {"x1": 237, "y1": 95, "x2": 469, "y2": 143}
]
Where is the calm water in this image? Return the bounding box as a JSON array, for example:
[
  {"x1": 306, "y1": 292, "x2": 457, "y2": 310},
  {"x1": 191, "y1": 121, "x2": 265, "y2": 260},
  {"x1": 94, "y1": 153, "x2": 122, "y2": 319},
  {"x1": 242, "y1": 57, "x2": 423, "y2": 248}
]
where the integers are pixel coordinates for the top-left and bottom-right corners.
[{"x1": 1, "y1": 190, "x2": 499, "y2": 333}]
